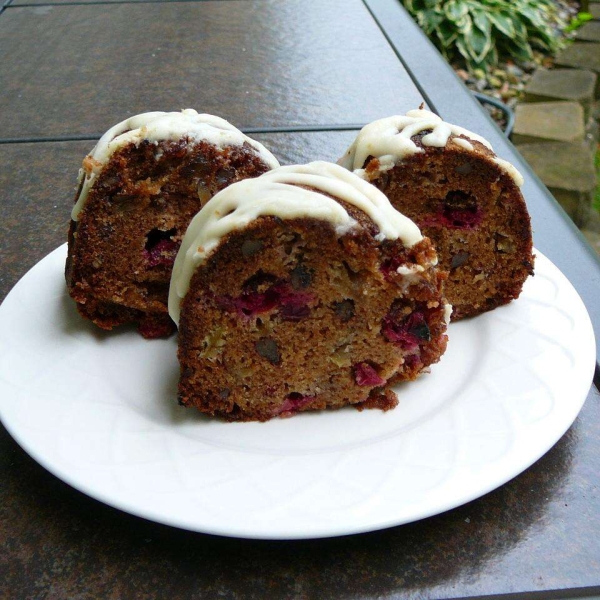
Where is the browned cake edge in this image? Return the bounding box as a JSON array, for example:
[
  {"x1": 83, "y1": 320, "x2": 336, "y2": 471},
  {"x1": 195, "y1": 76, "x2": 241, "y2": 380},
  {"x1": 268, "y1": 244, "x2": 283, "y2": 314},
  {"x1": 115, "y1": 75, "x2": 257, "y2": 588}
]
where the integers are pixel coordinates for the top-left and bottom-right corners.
[
  {"x1": 177, "y1": 210, "x2": 449, "y2": 422},
  {"x1": 66, "y1": 139, "x2": 272, "y2": 338},
  {"x1": 363, "y1": 134, "x2": 534, "y2": 320}
]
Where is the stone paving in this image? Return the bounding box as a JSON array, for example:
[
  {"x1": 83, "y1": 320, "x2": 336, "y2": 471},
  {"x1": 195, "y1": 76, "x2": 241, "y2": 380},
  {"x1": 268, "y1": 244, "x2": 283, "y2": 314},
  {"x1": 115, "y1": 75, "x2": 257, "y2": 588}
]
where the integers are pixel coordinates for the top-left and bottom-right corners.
[
  {"x1": 517, "y1": 141, "x2": 597, "y2": 226},
  {"x1": 515, "y1": 22, "x2": 600, "y2": 254},
  {"x1": 554, "y1": 43, "x2": 600, "y2": 93},
  {"x1": 513, "y1": 101, "x2": 585, "y2": 144},
  {"x1": 576, "y1": 21, "x2": 600, "y2": 43},
  {"x1": 523, "y1": 68, "x2": 596, "y2": 118}
]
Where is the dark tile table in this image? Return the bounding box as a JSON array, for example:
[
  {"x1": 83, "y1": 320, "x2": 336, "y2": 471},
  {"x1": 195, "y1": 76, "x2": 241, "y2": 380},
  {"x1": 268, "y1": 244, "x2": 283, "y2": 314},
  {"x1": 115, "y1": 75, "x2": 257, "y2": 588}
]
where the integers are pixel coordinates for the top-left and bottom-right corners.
[
  {"x1": 1, "y1": 0, "x2": 599, "y2": 598},
  {"x1": 0, "y1": 0, "x2": 423, "y2": 138}
]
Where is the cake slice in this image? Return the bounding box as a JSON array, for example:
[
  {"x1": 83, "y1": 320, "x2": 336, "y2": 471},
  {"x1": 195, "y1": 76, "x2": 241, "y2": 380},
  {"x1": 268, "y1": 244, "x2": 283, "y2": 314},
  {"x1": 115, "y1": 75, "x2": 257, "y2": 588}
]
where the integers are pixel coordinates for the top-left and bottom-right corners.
[
  {"x1": 169, "y1": 161, "x2": 450, "y2": 421},
  {"x1": 66, "y1": 109, "x2": 279, "y2": 337},
  {"x1": 338, "y1": 109, "x2": 534, "y2": 320}
]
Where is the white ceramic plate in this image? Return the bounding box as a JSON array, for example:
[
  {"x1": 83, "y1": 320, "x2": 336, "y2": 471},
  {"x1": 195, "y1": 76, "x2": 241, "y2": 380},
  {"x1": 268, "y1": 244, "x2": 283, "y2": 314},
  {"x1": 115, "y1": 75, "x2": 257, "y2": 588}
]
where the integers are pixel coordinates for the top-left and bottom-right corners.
[{"x1": 0, "y1": 245, "x2": 595, "y2": 539}]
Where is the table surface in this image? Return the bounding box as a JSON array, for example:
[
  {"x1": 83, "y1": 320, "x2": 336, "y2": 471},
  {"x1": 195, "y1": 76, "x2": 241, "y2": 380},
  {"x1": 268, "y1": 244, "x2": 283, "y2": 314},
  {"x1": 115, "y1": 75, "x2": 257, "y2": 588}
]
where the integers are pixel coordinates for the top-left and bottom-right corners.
[{"x1": 1, "y1": 0, "x2": 599, "y2": 598}]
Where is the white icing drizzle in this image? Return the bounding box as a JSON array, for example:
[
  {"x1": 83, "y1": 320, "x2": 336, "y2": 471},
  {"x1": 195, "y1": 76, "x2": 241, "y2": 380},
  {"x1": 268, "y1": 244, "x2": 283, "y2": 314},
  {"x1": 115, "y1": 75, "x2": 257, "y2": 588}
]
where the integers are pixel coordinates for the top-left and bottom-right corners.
[
  {"x1": 452, "y1": 137, "x2": 474, "y2": 152},
  {"x1": 71, "y1": 109, "x2": 280, "y2": 221},
  {"x1": 493, "y1": 157, "x2": 524, "y2": 186},
  {"x1": 396, "y1": 264, "x2": 424, "y2": 276},
  {"x1": 444, "y1": 303, "x2": 453, "y2": 326},
  {"x1": 338, "y1": 109, "x2": 524, "y2": 187},
  {"x1": 168, "y1": 161, "x2": 424, "y2": 324}
]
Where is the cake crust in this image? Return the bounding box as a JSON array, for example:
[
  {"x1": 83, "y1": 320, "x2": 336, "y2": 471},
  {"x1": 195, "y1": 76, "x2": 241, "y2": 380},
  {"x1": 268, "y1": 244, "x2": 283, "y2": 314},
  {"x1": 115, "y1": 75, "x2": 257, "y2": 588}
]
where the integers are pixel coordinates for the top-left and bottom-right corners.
[
  {"x1": 173, "y1": 163, "x2": 449, "y2": 421},
  {"x1": 178, "y1": 216, "x2": 448, "y2": 421},
  {"x1": 338, "y1": 110, "x2": 534, "y2": 320},
  {"x1": 363, "y1": 135, "x2": 534, "y2": 319},
  {"x1": 66, "y1": 138, "x2": 274, "y2": 337}
]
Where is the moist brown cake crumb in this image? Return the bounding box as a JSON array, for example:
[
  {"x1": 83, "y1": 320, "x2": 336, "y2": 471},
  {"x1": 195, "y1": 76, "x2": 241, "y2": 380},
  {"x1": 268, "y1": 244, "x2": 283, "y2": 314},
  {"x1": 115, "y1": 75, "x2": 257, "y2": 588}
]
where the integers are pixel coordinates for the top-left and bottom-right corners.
[
  {"x1": 176, "y1": 195, "x2": 449, "y2": 422},
  {"x1": 355, "y1": 388, "x2": 399, "y2": 412},
  {"x1": 66, "y1": 139, "x2": 273, "y2": 337},
  {"x1": 363, "y1": 135, "x2": 534, "y2": 320}
]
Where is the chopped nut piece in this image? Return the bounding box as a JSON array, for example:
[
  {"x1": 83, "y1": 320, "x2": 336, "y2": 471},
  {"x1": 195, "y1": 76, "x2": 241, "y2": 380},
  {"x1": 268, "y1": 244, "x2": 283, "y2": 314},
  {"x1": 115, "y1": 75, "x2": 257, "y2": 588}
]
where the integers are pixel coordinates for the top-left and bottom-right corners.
[
  {"x1": 197, "y1": 181, "x2": 212, "y2": 205},
  {"x1": 329, "y1": 345, "x2": 352, "y2": 367},
  {"x1": 495, "y1": 233, "x2": 516, "y2": 254},
  {"x1": 201, "y1": 327, "x2": 226, "y2": 360}
]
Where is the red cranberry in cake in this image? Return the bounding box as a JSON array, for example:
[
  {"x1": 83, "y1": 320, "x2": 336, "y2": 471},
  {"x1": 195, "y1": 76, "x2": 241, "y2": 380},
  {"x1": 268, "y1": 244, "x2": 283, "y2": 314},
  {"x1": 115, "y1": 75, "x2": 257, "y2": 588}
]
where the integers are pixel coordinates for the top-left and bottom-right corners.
[
  {"x1": 169, "y1": 161, "x2": 450, "y2": 422},
  {"x1": 354, "y1": 362, "x2": 386, "y2": 387},
  {"x1": 65, "y1": 109, "x2": 279, "y2": 337},
  {"x1": 339, "y1": 108, "x2": 534, "y2": 320}
]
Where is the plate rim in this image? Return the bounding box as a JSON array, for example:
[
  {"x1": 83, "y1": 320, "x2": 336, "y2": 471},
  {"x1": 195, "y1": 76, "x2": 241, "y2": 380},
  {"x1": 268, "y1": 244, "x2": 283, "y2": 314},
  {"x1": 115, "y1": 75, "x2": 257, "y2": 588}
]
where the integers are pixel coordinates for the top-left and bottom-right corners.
[{"x1": 0, "y1": 244, "x2": 596, "y2": 540}]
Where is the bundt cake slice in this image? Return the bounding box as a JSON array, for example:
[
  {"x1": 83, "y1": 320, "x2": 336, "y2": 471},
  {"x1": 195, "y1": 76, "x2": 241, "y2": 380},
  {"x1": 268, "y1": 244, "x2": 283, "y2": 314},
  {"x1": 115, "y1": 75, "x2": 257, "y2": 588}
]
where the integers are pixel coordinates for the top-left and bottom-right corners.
[
  {"x1": 169, "y1": 161, "x2": 450, "y2": 422},
  {"x1": 66, "y1": 109, "x2": 279, "y2": 338},
  {"x1": 338, "y1": 108, "x2": 534, "y2": 320}
]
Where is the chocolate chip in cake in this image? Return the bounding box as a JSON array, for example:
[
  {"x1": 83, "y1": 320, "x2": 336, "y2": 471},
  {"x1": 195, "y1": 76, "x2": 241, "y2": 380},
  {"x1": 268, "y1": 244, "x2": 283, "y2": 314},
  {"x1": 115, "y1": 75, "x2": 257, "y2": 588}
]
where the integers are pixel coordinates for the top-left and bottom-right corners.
[
  {"x1": 290, "y1": 264, "x2": 313, "y2": 289},
  {"x1": 255, "y1": 338, "x2": 281, "y2": 365},
  {"x1": 408, "y1": 316, "x2": 431, "y2": 341},
  {"x1": 241, "y1": 239, "x2": 264, "y2": 258},
  {"x1": 333, "y1": 299, "x2": 355, "y2": 322},
  {"x1": 215, "y1": 166, "x2": 236, "y2": 190},
  {"x1": 451, "y1": 250, "x2": 470, "y2": 269},
  {"x1": 181, "y1": 155, "x2": 211, "y2": 180},
  {"x1": 455, "y1": 162, "x2": 473, "y2": 175},
  {"x1": 374, "y1": 171, "x2": 390, "y2": 190}
]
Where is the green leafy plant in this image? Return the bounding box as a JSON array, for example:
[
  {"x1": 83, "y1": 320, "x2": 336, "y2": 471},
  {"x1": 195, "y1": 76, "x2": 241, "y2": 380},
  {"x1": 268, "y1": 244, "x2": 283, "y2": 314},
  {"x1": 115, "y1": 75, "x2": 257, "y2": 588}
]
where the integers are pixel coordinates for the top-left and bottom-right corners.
[
  {"x1": 402, "y1": 0, "x2": 565, "y2": 72},
  {"x1": 564, "y1": 12, "x2": 593, "y2": 33}
]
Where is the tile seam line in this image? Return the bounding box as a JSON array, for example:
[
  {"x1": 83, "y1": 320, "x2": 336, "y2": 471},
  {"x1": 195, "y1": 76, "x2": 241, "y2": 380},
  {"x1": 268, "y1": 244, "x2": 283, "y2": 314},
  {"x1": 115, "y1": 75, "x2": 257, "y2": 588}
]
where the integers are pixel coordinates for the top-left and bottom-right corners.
[
  {"x1": 360, "y1": 0, "x2": 437, "y2": 115},
  {"x1": 0, "y1": 0, "x2": 13, "y2": 15},
  {"x1": 0, "y1": 125, "x2": 366, "y2": 145}
]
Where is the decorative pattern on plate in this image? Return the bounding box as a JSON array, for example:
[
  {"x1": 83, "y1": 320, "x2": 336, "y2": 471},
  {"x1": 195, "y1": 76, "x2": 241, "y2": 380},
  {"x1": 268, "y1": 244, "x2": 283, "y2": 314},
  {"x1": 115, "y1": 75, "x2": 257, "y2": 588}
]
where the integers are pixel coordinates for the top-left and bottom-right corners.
[{"x1": 0, "y1": 246, "x2": 595, "y2": 539}]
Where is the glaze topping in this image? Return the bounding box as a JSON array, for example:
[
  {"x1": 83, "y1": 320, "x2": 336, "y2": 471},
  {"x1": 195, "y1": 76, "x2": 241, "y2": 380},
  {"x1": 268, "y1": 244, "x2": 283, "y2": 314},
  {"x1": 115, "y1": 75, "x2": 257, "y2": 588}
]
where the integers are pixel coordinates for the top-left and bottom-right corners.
[
  {"x1": 168, "y1": 161, "x2": 424, "y2": 323},
  {"x1": 71, "y1": 109, "x2": 280, "y2": 220},
  {"x1": 338, "y1": 109, "x2": 524, "y2": 187}
]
